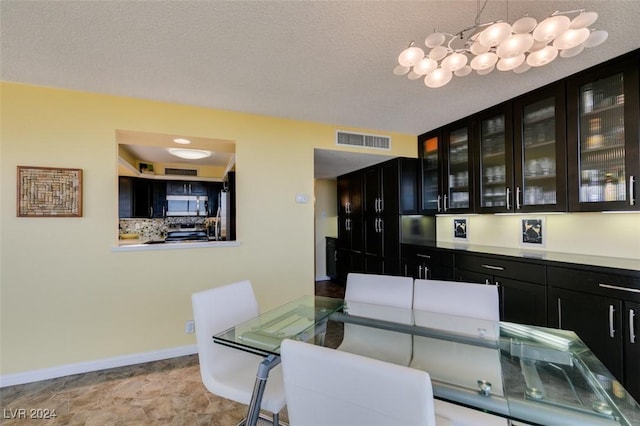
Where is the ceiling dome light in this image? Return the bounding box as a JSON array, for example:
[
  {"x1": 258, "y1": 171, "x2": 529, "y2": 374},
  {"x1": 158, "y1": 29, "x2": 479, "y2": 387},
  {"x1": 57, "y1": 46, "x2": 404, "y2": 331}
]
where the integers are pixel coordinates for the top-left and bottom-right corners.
[
  {"x1": 533, "y1": 15, "x2": 570, "y2": 42},
  {"x1": 527, "y1": 45, "x2": 558, "y2": 67},
  {"x1": 425, "y1": 32, "x2": 446, "y2": 48},
  {"x1": 470, "y1": 52, "x2": 498, "y2": 70},
  {"x1": 570, "y1": 11, "x2": 598, "y2": 29},
  {"x1": 413, "y1": 57, "x2": 438, "y2": 75},
  {"x1": 512, "y1": 16, "x2": 537, "y2": 34},
  {"x1": 497, "y1": 33, "x2": 534, "y2": 58},
  {"x1": 425, "y1": 68, "x2": 453, "y2": 88},
  {"x1": 398, "y1": 44, "x2": 424, "y2": 67},
  {"x1": 479, "y1": 22, "x2": 512, "y2": 47},
  {"x1": 584, "y1": 30, "x2": 608, "y2": 48},
  {"x1": 497, "y1": 54, "x2": 525, "y2": 71},
  {"x1": 553, "y1": 28, "x2": 590, "y2": 50},
  {"x1": 173, "y1": 138, "x2": 191, "y2": 144},
  {"x1": 441, "y1": 53, "x2": 468, "y2": 71},
  {"x1": 168, "y1": 148, "x2": 212, "y2": 160}
]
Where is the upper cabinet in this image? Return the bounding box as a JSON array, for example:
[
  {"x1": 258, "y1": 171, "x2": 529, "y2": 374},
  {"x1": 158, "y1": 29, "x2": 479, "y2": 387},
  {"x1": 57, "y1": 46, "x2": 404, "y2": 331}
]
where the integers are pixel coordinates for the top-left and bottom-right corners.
[
  {"x1": 418, "y1": 49, "x2": 639, "y2": 214},
  {"x1": 567, "y1": 52, "x2": 639, "y2": 212},
  {"x1": 513, "y1": 83, "x2": 567, "y2": 212}
]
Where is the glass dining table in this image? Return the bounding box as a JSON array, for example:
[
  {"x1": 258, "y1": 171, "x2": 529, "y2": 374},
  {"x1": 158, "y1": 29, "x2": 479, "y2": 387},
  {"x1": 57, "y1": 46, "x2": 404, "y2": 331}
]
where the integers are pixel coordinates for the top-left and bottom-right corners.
[{"x1": 213, "y1": 295, "x2": 640, "y2": 426}]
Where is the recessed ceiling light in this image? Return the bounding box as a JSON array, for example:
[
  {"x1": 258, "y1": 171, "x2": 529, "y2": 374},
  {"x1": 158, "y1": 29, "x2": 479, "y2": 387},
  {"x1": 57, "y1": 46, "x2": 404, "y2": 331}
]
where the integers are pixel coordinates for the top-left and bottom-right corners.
[
  {"x1": 173, "y1": 138, "x2": 191, "y2": 144},
  {"x1": 168, "y1": 148, "x2": 212, "y2": 160}
]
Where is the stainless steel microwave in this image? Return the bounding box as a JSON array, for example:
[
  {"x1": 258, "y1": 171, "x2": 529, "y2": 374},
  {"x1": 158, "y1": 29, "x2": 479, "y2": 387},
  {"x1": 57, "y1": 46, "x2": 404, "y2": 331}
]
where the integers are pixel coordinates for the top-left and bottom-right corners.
[{"x1": 166, "y1": 195, "x2": 208, "y2": 216}]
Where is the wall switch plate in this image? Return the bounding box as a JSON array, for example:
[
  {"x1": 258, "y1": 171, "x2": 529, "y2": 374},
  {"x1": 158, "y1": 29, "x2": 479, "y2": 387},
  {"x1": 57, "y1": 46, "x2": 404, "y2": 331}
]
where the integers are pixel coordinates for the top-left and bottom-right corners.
[
  {"x1": 185, "y1": 320, "x2": 195, "y2": 334},
  {"x1": 295, "y1": 193, "x2": 310, "y2": 204}
]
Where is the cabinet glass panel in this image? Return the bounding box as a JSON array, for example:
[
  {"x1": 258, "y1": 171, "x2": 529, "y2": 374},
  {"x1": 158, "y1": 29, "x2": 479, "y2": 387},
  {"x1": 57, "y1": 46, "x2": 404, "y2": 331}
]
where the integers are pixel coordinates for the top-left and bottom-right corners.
[
  {"x1": 421, "y1": 136, "x2": 439, "y2": 211},
  {"x1": 578, "y1": 73, "x2": 626, "y2": 203},
  {"x1": 522, "y1": 97, "x2": 557, "y2": 206},
  {"x1": 480, "y1": 114, "x2": 506, "y2": 207},
  {"x1": 447, "y1": 128, "x2": 470, "y2": 209}
]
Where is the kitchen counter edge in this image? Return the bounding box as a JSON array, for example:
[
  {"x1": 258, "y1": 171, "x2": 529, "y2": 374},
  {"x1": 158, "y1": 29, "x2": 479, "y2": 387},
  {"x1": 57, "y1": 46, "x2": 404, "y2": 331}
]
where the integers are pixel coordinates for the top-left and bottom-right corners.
[{"x1": 112, "y1": 240, "x2": 241, "y2": 252}]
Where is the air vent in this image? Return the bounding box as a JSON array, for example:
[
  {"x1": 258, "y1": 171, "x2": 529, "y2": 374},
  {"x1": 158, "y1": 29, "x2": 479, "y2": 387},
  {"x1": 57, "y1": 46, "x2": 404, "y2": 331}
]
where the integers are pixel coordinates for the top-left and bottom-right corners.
[
  {"x1": 164, "y1": 168, "x2": 198, "y2": 176},
  {"x1": 336, "y1": 131, "x2": 391, "y2": 150}
]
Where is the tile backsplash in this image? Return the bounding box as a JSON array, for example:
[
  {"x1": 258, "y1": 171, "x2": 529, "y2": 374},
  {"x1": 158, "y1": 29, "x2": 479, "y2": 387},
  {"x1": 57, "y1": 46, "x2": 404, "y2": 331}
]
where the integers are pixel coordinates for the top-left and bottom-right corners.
[{"x1": 119, "y1": 217, "x2": 208, "y2": 241}]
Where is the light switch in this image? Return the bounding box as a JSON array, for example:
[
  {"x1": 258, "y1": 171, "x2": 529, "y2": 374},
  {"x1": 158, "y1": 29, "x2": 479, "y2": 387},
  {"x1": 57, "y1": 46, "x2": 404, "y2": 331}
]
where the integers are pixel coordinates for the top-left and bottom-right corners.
[{"x1": 295, "y1": 193, "x2": 310, "y2": 204}]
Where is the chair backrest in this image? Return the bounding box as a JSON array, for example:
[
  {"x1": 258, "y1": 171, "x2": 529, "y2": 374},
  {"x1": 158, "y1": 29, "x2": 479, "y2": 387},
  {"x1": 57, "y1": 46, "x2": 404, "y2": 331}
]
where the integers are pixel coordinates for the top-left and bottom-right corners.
[
  {"x1": 413, "y1": 279, "x2": 499, "y2": 321},
  {"x1": 281, "y1": 339, "x2": 437, "y2": 426},
  {"x1": 191, "y1": 280, "x2": 259, "y2": 378},
  {"x1": 345, "y1": 273, "x2": 414, "y2": 308}
]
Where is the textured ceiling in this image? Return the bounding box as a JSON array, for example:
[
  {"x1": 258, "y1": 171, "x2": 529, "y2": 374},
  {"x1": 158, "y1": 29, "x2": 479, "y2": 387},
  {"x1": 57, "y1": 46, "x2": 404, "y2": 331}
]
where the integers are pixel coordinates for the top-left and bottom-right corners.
[{"x1": 2, "y1": 1, "x2": 639, "y2": 178}]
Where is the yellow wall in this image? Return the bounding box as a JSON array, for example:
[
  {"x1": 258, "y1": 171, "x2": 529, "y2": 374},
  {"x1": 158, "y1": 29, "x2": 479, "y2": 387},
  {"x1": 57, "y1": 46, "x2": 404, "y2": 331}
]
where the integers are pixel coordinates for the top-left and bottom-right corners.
[{"x1": 0, "y1": 83, "x2": 416, "y2": 375}]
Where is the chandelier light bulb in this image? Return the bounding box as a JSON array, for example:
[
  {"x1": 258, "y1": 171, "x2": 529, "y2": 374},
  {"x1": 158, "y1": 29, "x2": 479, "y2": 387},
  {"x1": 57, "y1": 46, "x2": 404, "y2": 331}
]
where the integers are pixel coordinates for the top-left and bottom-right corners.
[
  {"x1": 497, "y1": 33, "x2": 534, "y2": 58},
  {"x1": 560, "y1": 44, "x2": 585, "y2": 58},
  {"x1": 527, "y1": 45, "x2": 558, "y2": 67},
  {"x1": 570, "y1": 11, "x2": 598, "y2": 29},
  {"x1": 533, "y1": 15, "x2": 570, "y2": 42},
  {"x1": 429, "y1": 45, "x2": 449, "y2": 61},
  {"x1": 497, "y1": 54, "x2": 526, "y2": 71},
  {"x1": 553, "y1": 28, "x2": 590, "y2": 50},
  {"x1": 455, "y1": 65, "x2": 473, "y2": 77},
  {"x1": 398, "y1": 45, "x2": 424, "y2": 67},
  {"x1": 425, "y1": 68, "x2": 453, "y2": 88},
  {"x1": 512, "y1": 16, "x2": 537, "y2": 34},
  {"x1": 479, "y1": 22, "x2": 512, "y2": 47},
  {"x1": 584, "y1": 30, "x2": 608, "y2": 48},
  {"x1": 394, "y1": 7, "x2": 605, "y2": 88},
  {"x1": 413, "y1": 57, "x2": 438, "y2": 75},
  {"x1": 425, "y1": 32, "x2": 446, "y2": 48},
  {"x1": 441, "y1": 52, "x2": 468, "y2": 71},
  {"x1": 470, "y1": 52, "x2": 498, "y2": 70}
]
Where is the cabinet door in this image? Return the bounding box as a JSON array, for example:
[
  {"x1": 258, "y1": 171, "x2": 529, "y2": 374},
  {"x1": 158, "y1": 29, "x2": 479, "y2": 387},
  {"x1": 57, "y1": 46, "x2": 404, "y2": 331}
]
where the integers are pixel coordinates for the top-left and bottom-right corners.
[
  {"x1": 513, "y1": 83, "x2": 567, "y2": 212},
  {"x1": 624, "y1": 300, "x2": 640, "y2": 401},
  {"x1": 548, "y1": 287, "x2": 624, "y2": 380},
  {"x1": 567, "y1": 52, "x2": 640, "y2": 211},
  {"x1": 132, "y1": 178, "x2": 152, "y2": 218},
  {"x1": 499, "y1": 278, "x2": 546, "y2": 326},
  {"x1": 476, "y1": 105, "x2": 514, "y2": 212},
  {"x1": 151, "y1": 181, "x2": 166, "y2": 218},
  {"x1": 364, "y1": 216, "x2": 383, "y2": 257},
  {"x1": 442, "y1": 121, "x2": 474, "y2": 212},
  {"x1": 166, "y1": 181, "x2": 189, "y2": 195},
  {"x1": 418, "y1": 130, "x2": 441, "y2": 213},
  {"x1": 118, "y1": 177, "x2": 133, "y2": 218},
  {"x1": 398, "y1": 158, "x2": 418, "y2": 214}
]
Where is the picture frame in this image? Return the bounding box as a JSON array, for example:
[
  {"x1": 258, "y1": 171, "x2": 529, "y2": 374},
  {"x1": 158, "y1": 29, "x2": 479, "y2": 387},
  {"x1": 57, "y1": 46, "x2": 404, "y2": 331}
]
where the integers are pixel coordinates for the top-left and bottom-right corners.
[
  {"x1": 453, "y1": 218, "x2": 468, "y2": 239},
  {"x1": 521, "y1": 218, "x2": 544, "y2": 246},
  {"x1": 17, "y1": 166, "x2": 83, "y2": 217}
]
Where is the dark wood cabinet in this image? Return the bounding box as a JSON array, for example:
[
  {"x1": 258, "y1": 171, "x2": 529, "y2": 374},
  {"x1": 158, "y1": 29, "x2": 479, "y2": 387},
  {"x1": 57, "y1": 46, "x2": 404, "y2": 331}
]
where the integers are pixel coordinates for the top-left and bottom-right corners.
[
  {"x1": 326, "y1": 237, "x2": 337, "y2": 281},
  {"x1": 401, "y1": 245, "x2": 454, "y2": 281},
  {"x1": 166, "y1": 181, "x2": 208, "y2": 196},
  {"x1": 454, "y1": 253, "x2": 547, "y2": 326},
  {"x1": 441, "y1": 119, "x2": 475, "y2": 213},
  {"x1": 119, "y1": 177, "x2": 166, "y2": 219},
  {"x1": 547, "y1": 265, "x2": 640, "y2": 401},
  {"x1": 418, "y1": 130, "x2": 441, "y2": 214},
  {"x1": 566, "y1": 51, "x2": 640, "y2": 212}
]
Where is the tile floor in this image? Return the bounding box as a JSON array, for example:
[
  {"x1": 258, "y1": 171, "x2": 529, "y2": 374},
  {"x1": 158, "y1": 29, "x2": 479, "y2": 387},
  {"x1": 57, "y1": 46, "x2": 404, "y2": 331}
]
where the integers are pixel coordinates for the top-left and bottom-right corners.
[{"x1": 0, "y1": 281, "x2": 344, "y2": 426}]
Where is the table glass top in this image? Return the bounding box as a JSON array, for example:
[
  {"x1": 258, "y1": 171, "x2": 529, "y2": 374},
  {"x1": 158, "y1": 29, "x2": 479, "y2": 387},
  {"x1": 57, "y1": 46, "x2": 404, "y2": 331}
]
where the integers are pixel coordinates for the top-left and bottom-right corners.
[{"x1": 213, "y1": 296, "x2": 640, "y2": 426}]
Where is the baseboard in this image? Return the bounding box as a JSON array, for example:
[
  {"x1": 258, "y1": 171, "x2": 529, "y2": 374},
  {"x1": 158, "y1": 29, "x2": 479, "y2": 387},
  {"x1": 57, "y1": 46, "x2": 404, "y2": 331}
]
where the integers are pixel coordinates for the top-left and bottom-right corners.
[
  {"x1": 315, "y1": 274, "x2": 330, "y2": 281},
  {"x1": 0, "y1": 344, "x2": 197, "y2": 388}
]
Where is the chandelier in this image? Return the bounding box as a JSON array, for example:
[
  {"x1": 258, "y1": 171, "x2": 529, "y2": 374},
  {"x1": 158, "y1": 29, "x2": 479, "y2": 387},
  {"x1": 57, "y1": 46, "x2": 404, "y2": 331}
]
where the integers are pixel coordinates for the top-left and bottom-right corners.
[{"x1": 394, "y1": 1, "x2": 608, "y2": 88}]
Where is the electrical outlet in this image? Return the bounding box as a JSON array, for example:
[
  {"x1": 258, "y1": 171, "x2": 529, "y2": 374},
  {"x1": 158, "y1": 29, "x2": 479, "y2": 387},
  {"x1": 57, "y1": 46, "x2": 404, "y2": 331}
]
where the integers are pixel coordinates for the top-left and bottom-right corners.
[{"x1": 185, "y1": 320, "x2": 195, "y2": 334}]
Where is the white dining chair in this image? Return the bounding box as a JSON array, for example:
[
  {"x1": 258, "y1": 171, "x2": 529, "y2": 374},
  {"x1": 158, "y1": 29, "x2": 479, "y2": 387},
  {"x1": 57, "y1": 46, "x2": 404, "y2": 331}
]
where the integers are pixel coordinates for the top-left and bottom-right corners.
[
  {"x1": 412, "y1": 279, "x2": 500, "y2": 321},
  {"x1": 281, "y1": 338, "x2": 454, "y2": 426},
  {"x1": 338, "y1": 272, "x2": 414, "y2": 365},
  {"x1": 191, "y1": 280, "x2": 286, "y2": 425}
]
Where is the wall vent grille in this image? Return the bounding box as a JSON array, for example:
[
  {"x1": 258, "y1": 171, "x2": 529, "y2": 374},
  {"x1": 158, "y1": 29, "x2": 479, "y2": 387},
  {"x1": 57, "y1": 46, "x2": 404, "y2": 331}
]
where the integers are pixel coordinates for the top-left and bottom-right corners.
[
  {"x1": 164, "y1": 168, "x2": 198, "y2": 176},
  {"x1": 336, "y1": 131, "x2": 390, "y2": 150}
]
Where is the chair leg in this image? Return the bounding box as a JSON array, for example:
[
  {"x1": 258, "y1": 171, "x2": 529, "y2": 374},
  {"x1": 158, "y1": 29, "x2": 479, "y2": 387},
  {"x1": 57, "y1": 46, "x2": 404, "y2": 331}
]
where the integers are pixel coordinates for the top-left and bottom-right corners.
[{"x1": 272, "y1": 412, "x2": 279, "y2": 426}]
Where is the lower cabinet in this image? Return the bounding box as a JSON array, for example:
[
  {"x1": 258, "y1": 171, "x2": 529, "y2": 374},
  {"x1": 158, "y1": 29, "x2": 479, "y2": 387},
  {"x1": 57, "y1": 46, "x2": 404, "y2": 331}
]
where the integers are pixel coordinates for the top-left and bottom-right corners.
[
  {"x1": 326, "y1": 237, "x2": 337, "y2": 281},
  {"x1": 401, "y1": 245, "x2": 454, "y2": 281},
  {"x1": 454, "y1": 253, "x2": 547, "y2": 327},
  {"x1": 547, "y1": 265, "x2": 640, "y2": 402}
]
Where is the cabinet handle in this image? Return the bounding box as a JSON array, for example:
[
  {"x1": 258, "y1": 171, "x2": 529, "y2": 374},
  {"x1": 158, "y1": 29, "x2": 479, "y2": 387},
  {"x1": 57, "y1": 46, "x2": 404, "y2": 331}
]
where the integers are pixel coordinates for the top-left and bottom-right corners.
[
  {"x1": 630, "y1": 176, "x2": 636, "y2": 206},
  {"x1": 437, "y1": 195, "x2": 442, "y2": 213},
  {"x1": 346, "y1": 202, "x2": 351, "y2": 214},
  {"x1": 598, "y1": 283, "x2": 640, "y2": 294},
  {"x1": 630, "y1": 309, "x2": 636, "y2": 344},
  {"x1": 609, "y1": 305, "x2": 615, "y2": 338},
  {"x1": 379, "y1": 197, "x2": 383, "y2": 213},
  {"x1": 485, "y1": 278, "x2": 491, "y2": 285},
  {"x1": 418, "y1": 265, "x2": 423, "y2": 279},
  {"x1": 443, "y1": 194, "x2": 448, "y2": 212},
  {"x1": 481, "y1": 264, "x2": 505, "y2": 271},
  {"x1": 162, "y1": 206, "x2": 166, "y2": 217},
  {"x1": 506, "y1": 187, "x2": 511, "y2": 210},
  {"x1": 558, "y1": 298, "x2": 562, "y2": 329},
  {"x1": 149, "y1": 206, "x2": 153, "y2": 218},
  {"x1": 379, "y1": 218, "x2": 384, "y2": 233},
  {"x1": 375, "y1": 218, "x2": 380, "y2": 232},
  {"x1": 416, "y1": 254, "x2": 431, "y2": 259},
  {"x1": 516, "y1": 187, "x2": 521, "y2": 210},
  {"x1": 495, "y1": 281, "x2": 500, "y2": 288}
]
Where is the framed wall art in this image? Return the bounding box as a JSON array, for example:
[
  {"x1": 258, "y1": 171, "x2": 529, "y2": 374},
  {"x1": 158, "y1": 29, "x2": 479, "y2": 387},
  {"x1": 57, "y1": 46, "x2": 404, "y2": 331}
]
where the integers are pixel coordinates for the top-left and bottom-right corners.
[
  {"x1": 453, "y1": 218, "x2": 468, "y2": 239},
  {"x1": 521, "y1": 218, "x2": 544, "y2": 246},
  {"x1": 17, "y1": 166, "x2": 83, "y2": 217}
]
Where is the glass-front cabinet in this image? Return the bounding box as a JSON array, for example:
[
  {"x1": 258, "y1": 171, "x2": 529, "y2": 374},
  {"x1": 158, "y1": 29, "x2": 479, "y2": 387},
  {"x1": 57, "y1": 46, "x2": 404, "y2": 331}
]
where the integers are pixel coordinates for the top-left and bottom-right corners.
[
  {"x1": 513, "y1": 84, "x2": 567, "y2": 212},
  {"x1": 419, "y1": 130, "x2": 441, "y2": 214},
  {"x1": 567, "y1": 52, "x2": 639, "y2": 211},
  {"x1": 476, "y1": 105, "x2": 513, "y2": 213},
  {"x1": 442, "y1": 120, "x2": 474, "y2": 213}
]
